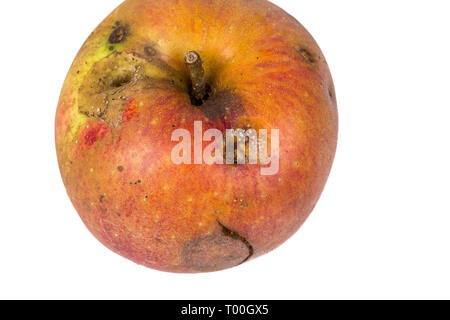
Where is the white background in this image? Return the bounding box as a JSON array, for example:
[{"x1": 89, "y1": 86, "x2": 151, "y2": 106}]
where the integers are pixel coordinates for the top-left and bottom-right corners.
[{"x1": 0, "y1": 0, "x2": 449, "y2": 300}]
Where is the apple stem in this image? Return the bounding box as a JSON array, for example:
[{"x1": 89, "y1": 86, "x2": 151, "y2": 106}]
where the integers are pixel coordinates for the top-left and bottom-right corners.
[{"x1": 185, "y1": 51, "x2": 207, "y2": 103}]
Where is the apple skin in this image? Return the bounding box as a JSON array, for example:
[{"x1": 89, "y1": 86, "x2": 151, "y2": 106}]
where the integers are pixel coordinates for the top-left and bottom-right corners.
[{"x1": 55, "y1": 0, "x2": 338, "y2": 273}]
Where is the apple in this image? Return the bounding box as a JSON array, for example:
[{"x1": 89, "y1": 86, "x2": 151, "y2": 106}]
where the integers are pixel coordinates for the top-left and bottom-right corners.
[{"x1": 55, "y1": 0, "x2": 338, "y2": 273}]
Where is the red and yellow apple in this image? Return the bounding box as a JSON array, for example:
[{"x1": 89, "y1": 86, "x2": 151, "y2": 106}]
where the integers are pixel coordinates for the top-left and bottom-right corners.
[{"x1": 55, "y1": 0, "x2": 338, "y2": 273}]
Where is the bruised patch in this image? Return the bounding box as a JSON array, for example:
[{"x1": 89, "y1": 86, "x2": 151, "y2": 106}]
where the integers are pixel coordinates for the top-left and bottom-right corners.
[
  {"x1": 80, "y1": 122, "x2": 109, "y2": 147},
  {"x1": 122, "y1": 98, "x2": 139, "y2": 123},
  {"x1": 182, "y1": 222, "x2": 253, "y2": 272},
  {"x1": 219, "y1": 222, "x2": 254, "y2": 263},
  {"x1": 197, "y1": 90, "x2": 244, "y2": 123}
]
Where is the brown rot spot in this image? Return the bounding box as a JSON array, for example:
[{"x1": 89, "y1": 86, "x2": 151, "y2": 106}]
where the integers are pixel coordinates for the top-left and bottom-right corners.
[
  {"x1": 109, "y1": 25, "x2": 128, "y2": 44},
  {"x1": 78, "y1": 52, "x2": 183, "y2": 128},
  {"x1": 78, "y1": 52, "x2": 144, "y2": 127},
  {"x1": 144, "y1": 46, "x2": 157, "y2": 57},
  {"x1": 328, "y1": 87, "x2": 334, "y2": 100},
  {"x1": 117, "y1": 166, "x2": 124, "y2": 172},
  {"x1": 182, "y1": 222, "x2": 254, "y2": 272},
  {"x1": 295, "y1": 46, "x2": 316, "y2": 65}
]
